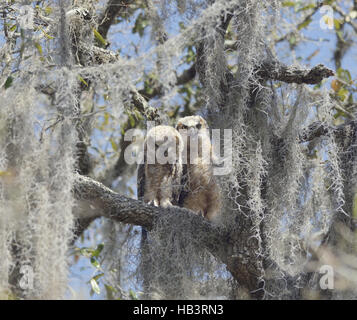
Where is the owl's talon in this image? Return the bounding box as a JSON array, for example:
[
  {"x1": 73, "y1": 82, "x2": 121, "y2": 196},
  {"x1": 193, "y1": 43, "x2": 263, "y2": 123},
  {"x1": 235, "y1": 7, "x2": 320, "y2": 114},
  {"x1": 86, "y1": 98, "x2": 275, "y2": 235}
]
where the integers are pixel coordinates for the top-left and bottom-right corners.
[{"x1": 161, "y1": 199, "x2": 173, "y2": 208}]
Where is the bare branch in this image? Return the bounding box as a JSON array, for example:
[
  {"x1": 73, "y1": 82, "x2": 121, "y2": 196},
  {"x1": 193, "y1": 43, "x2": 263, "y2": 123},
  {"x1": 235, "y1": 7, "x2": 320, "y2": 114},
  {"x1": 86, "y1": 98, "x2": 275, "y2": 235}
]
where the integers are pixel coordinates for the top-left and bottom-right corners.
[
  {"x1": 299, "y1": 120, "x2": 357, "y2": 143},
  {"x1": 258, "y1": 62, "x2": 334, "y2": 84},
  {"x1": 98, "y1": 0, "x2": 135, "y2": 41},
  {"x1": 130, "y1": 87, "x2": 161, "y2": 122},
  {"x1": 176, "y1": 63, "x2": 196, "y2": 86}
]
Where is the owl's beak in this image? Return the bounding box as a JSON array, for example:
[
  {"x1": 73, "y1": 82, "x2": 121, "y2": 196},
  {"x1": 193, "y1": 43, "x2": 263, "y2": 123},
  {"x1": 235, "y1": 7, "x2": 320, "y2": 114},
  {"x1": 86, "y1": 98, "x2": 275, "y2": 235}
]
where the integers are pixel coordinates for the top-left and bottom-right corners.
[{"x1": 188, "y1": 127, "x2": 197, "y2": 136}]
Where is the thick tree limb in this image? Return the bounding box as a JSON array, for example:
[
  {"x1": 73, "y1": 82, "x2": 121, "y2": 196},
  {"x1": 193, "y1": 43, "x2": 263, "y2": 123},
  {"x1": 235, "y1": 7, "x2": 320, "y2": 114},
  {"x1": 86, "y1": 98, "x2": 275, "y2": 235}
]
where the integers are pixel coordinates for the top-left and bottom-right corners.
[
  {"x1": 73, "y1": 174, "x2": 231, "y2": 264},
  {"x1": 299, "y1": 120, "x2": 357, "y2": 143},
  {"x1": 74, "y1": 174, "x2": 262, "y2": 294},
  {"x1": 258, "y1": 62, "x2": 334, "y2": 84}
]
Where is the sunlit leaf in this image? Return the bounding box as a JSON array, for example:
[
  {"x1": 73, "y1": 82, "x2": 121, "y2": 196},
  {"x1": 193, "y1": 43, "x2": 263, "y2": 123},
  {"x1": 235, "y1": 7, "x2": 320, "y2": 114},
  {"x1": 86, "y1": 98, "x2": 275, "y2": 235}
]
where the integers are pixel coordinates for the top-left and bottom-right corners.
[
  {"x1": 334, "y1": 19, "x2": 341, "y2": 30},
  {"x1": 34, "y1": 42, "x2": 43, "y2": 55},
  {"x1": 90, "y1": 278, "x2": 100, "y2": 295},
  {"x1": 92, "y1": 273, "x2": 104, "y2": 282},
  {"x1": 133, "y1": 13, "x2": 149, "y2": 37},
  {"x1": 79, "y1": 247, "x2": 93, "y2": 257},
  {"x1": 289, "y1": 35, "x2": 296, "y2": 45},
  {"x1": 331, "y1": 79, "x2": 342, "y2": 92},
  {"x1": 282, "y1": 1, "x2": 295, "y2": 7},
  {"x1": 337, "y1": 67, "x2": 352, "y2": 83},
  {"x1": 92, "y1": 244, "x2": 104, "y2": 257},
  {"x1": 78, "y1": 75, "x2": 88, "y2": 87},
  {"x1": 93, "y1": 28, "x2": 107, "y2": 47},
  {"x1": 44, "y1": 6, "x2": 52, "y2": 15},
  {"x1": 110, "y1": 138, "x2": 118, "y2": 151},
  {"x1": 41, "y1": 28, "x2": 54, "y2": 40}
]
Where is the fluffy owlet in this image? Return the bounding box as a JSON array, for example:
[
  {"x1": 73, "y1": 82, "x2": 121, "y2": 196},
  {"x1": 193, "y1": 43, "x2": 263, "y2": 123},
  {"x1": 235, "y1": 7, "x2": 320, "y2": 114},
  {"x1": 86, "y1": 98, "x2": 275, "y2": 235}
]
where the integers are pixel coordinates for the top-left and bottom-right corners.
[
  {"x1": 142, "y1": 125, "x2": 183, "y2": 208},
  {"x1": 175, "y1": 116, "x2": 222, "y2": 221}
]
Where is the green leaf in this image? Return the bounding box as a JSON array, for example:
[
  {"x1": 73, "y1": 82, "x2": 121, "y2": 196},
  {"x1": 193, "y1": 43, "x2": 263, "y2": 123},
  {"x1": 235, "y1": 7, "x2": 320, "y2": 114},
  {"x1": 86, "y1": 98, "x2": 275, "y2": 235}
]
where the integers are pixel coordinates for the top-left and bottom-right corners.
[
  {"x1": 282, "y1": 1, "x2": 295, "y2": 7},
  {"x1": 103, "y1": 112, "x2": 110, "y2": 126},
  {"x1": 78, "y1": 75, "x2": 88, "y2": 87},
  {"x1": 336, "y1": 30, "x2": 344, "y2": 41},
  {"x1": 133, "y1": 13, "x2": 149, "y2": 37},
  {"x1": 298, "y1": 18, "x2": 312, "y2": 30},
  {"x1": 337, "y1": 88, "x2": 348, "y2": 101},
  {"x1": 92, "y1": 273, "x2": 104, "y2": 282},
  {"x1": 93, "y1": 28, "x2": 107, "y2": 47},
  {"x1": 41, "y1": 28, "x2": 54, "y2": 40},
  {"x1": 334, "y1": 19, "x2": 341, "y2": 30},
  {"x1": 129, "y1": 289, "x2": 138, "y2": 300},
  {"x1": 90, "y1": 257, "x2": 101, "y2": 269},
  {"x1": 109, "y1": 138, "x2": 118, "y2": 152},
  {"x1": 92, "y1": 243, "x2": 104, "y2": 257},
  {"x1": 289, "y1": 35, "x2": 296, "y2": 46},
  {"x1": 90, "y1": 278, "x2": 101, "y2": 295},
  {"x1": 79, "y1": 247, "x2": 94, "y2": 257},
  {"x1": 34, "y1": 42, "x2": 43, "y2": 55},
  {"x1": 4, "y1": 76, "x2": 13, "y2": 89},
  {"x1": 44, "y1": 6, "x2": 52, "y2": 15},
  {"x1": 337, "y1": 68, "x2": 352, "y2": 83}
]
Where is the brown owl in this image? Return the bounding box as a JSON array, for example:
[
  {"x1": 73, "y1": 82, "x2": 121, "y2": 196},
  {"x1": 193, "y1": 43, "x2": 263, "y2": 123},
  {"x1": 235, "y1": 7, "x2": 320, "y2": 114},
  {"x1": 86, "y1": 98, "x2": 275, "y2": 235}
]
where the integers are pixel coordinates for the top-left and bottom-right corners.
[
  {"x1": 142, "y1": 125, "x2": 183, "y2": 208},
  {"x1": 176, "y1": 116, "x2": 221, "y2": 221}
]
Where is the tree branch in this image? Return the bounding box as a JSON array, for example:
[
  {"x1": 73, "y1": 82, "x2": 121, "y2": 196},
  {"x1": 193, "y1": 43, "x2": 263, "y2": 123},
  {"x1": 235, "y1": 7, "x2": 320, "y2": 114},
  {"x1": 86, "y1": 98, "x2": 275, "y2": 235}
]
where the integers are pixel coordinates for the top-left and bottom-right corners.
[
  {"x1": 299, "y1": 120, "x2": 357, "y2": 143},
  {"x1": 258, "y1": 62, "x2": 334, "y2": 84},
  {"x1": 98, "y1": 0, "x2": 135, "y2": 41},
  {"x1": 130, "y1": 87, "x2": 161, "y2": 122},
  {"x1": 72, "y1": 174, "x2": 230, "y2": 264}
]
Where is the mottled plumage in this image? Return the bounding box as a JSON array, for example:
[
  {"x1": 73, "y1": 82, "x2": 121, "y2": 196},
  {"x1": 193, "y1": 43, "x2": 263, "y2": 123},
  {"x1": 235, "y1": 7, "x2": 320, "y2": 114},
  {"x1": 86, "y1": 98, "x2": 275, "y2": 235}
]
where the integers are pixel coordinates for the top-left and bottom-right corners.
[
  {"x1": 176, "y1": 116, "x2": 221, "y2": 221},
  {"x1": 141, "y1": 125, "x2": 183, "y2": 208}
]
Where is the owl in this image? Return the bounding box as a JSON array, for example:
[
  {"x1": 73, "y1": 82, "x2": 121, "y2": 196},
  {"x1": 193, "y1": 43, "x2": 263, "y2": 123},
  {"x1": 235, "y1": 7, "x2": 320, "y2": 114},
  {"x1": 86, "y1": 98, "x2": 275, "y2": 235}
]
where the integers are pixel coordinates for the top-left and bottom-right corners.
[
  {"x1": 175, "y1": 116, "x2": 221, "y2": 221},
  {"x1": 141, "y1": 125, "x2": 183, "y2": 208}
]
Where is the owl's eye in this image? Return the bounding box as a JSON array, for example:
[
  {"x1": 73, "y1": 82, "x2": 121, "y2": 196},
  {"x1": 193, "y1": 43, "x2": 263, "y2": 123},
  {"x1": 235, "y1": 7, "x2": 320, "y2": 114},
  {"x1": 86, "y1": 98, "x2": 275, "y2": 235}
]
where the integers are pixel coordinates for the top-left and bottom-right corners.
[
  {"x1": 196, "y1": 123, "x2": 202, "y2": 129},
  {"x1": 182, "y1": 125, "x2": 187, "y2": 130}
]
